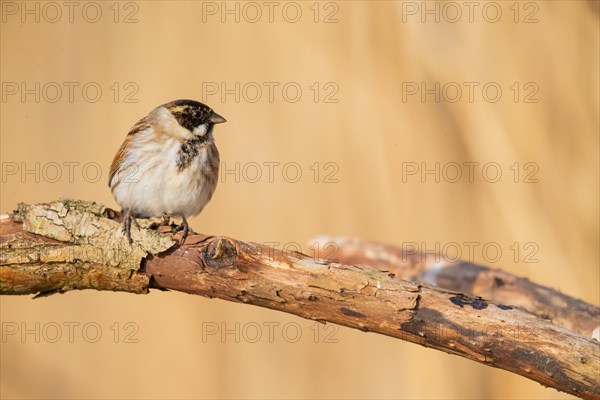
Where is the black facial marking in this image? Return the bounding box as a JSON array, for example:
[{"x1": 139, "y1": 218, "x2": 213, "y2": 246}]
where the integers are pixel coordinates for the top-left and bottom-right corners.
[
  {"x1": 176, "y1": 126, "x2": 213, "y2": 171},
  {"x1": 166, "y1": 99, "x2": 213, "y2": 132}
]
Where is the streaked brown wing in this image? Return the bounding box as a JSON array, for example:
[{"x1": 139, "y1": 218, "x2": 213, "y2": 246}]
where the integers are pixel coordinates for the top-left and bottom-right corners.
[{"x1": 108, "y1": 116, "x2": 152, "y2": 187}]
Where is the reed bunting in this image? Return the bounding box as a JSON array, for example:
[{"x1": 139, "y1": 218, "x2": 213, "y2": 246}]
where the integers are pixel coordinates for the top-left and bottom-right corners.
[{"x1": 108, "y1": 99, "x2": 226, "y2": 242}]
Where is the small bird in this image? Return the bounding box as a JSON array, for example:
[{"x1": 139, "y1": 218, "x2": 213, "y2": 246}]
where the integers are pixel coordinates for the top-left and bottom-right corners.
[{"x1": 108, "y1": 99, "x2": 226, "y2": 242}]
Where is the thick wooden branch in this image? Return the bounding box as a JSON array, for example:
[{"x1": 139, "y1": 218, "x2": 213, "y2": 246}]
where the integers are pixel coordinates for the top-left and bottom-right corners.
[
  {"x1": 309, "y1": 236, "x2": 600, "y2": 340},
  {"x1": 1, "y1": 200, "x2": 599, "y2": 399}
]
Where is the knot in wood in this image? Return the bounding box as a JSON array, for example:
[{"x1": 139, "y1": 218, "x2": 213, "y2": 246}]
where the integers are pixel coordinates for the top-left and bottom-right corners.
[{"x1": 204, "y1": 237, "x2": 238, "y2": 268}]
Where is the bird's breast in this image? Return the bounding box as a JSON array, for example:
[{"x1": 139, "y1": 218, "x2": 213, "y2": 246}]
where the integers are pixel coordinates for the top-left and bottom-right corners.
[
  {"x1": 111, "y1": 134, "x2": 219, "y2": 217},
  {"x1": 177, "y1": 136, "x2": 203, "y2": 171}
]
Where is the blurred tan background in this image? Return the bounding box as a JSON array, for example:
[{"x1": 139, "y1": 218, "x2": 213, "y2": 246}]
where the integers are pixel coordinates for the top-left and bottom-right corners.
[{"x1": 1, "y1": 0, "x2": 598, "y2": 399}]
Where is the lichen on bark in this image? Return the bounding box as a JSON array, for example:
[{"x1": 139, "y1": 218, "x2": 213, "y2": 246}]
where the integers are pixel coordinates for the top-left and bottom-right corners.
[{"x1": 1, "y1": 199, "x2": 175, "y2": 295}]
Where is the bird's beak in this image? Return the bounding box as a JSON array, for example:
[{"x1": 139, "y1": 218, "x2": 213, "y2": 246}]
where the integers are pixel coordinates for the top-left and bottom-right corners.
[{"x1": 210, "y1": 112, "x2": 227, "y2": 124}]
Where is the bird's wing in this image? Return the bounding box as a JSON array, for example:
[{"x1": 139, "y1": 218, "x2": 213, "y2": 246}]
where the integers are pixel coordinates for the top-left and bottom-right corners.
[{"x1": 108, "y1": 116, "x2": 152, "y2": 188}]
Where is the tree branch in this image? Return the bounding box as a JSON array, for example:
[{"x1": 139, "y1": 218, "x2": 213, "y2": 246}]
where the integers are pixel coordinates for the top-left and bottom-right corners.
[
  {"x1": 1, "y1": 200, "x2": 598, "y2": 399},
  {"x1": 309, "y1": 236, "x2": 600, "y2": 340}
]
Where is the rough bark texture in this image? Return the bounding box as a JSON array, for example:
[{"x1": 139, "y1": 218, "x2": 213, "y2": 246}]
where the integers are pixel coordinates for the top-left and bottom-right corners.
[
  {"x1": 308, "y1": 236, "x2": 600, "y2": 341},
  {"x1": 1, "y1": 200, "x2": 599, "y2": 399},
  {"x1": 1, "y1": 200, "x2": 173, "y2": 295}
]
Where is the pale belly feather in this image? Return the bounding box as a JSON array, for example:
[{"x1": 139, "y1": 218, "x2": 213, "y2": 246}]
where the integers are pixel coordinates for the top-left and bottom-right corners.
[{"x1": 111, "y1": 135, "x2": 218, "y2": 218}]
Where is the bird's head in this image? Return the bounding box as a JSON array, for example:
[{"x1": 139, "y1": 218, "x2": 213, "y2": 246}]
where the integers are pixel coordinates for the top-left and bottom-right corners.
[{"x1": 164, "y1": 99, "x2": 226, "y2": 138}]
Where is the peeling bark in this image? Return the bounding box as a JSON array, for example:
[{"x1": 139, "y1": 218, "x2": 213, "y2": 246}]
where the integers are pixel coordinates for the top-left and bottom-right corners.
[
  {"x1": 1, "y1": 199, "x2": 174, "y2": 295},
  {"x1": 1, "y1": 200, "x2": 599, "y2": 399}
]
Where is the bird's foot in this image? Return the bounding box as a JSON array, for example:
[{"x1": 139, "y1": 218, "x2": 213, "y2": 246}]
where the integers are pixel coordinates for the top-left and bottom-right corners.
[
  {"x1": 173, "y1": 215, "x2": 193, "y2": 244},
  {"x1": 145, "y1": 213, "x2": 192, "y2": 244}
]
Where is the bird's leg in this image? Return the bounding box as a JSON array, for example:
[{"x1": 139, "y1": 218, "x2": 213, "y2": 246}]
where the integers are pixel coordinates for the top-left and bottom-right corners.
[
  {"x1": 122, "y1": 208, "x2": 133, "y2": 243},
  {"x1": 131, "y1": 214, "x2": 141, "y2": 230},
  {"x1": 182, "y1": 215, "x2": 189, "y2": 242},
  {"x1": 122, "y1": 208, "x2": 141, "y2": 243}
]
